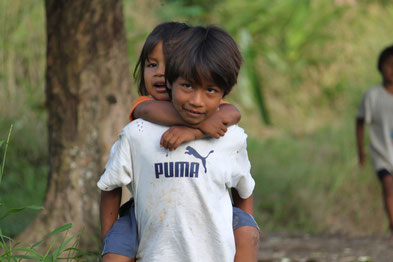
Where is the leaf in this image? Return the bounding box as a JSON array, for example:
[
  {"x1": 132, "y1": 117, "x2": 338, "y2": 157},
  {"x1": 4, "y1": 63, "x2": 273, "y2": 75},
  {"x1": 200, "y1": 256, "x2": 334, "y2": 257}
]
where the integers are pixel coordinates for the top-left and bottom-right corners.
[
  {"x1": 46, "y1": 223, "x2": 73, "y2": 238},
  {"x1": 14, "y1": 247, "x2": 43, "y2": 257},
  {"x1": 0, "y1": 205, "x2": 43, "y2": 221},
  {"x1": 12, "y1": 254, "x2": 43, "y2": 260}
]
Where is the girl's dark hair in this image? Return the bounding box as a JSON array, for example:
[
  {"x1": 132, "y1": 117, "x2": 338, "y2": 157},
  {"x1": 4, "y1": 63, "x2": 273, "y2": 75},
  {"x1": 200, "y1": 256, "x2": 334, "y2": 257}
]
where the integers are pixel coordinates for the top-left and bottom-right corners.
[
  {"x1": 133, "y1": 22, "x2": 189, "y2": 95},
  {"x1": 165, "y1": 26, "x2": 242, "y2": 96},
  {"x1": 378, "y1": 44, "x2": 393, "y2": 73}
]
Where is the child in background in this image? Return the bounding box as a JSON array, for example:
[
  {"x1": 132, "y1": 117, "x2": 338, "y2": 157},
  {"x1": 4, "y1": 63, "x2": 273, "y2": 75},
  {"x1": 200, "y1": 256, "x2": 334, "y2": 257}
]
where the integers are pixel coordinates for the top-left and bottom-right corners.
[
  {"x1": 356, "y1": 44, "x2": 393, "y2": 236},
  {"x1": 99, "y1": 24, "x2": 257, "y2": 262},
  {"x1": 100, "y1": 22, "x2": 259, "y2": 262}
]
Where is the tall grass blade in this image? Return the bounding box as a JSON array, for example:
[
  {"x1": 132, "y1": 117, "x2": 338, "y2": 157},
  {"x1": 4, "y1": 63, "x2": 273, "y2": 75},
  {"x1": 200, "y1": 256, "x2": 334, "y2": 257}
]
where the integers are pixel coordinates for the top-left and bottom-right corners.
[
  {"x1": 0, "y1": 124, "x2": 13, "y2": 184},
  {"x1": 51, "y1": 233, "x2": 79, "y2": 260},
  {"x1": 31, "y1": 223, "x2": 73, "y2": 249},
  {"x1": 42, "y1": 235, "x2": 61, "y2": 260}
]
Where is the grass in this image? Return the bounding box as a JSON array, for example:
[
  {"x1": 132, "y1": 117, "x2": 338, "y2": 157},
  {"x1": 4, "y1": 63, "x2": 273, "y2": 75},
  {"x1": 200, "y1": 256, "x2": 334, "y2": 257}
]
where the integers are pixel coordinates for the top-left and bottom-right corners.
[
  {"x1": 249, "y1": 115, "x2": 385, "y2": 235},
  {"x1": 0, "y1": 126, "x2": 91, "y2": 261},
  {"x1": 0, "y1": 117, "x2": 48, "y2": 237}
]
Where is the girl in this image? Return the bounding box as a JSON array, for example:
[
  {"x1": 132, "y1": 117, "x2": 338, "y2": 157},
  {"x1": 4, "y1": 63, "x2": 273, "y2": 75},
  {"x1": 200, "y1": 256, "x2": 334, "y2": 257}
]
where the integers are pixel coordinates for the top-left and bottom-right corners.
[{"x1": 100, "y1": 22, "x2": 259, "y2": 262}]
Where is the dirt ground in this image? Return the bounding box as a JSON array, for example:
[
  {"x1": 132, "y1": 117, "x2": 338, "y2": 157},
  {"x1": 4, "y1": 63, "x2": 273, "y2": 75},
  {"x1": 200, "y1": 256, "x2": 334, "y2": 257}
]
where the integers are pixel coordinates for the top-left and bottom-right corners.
[{"x1": 258, "y1": 233, "x2": 393, "y2": 262}]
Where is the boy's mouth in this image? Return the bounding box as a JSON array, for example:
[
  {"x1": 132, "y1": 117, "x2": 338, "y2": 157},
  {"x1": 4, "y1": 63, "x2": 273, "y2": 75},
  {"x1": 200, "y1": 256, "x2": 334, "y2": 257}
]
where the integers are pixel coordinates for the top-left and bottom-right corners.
[{"x1": 183, "y1": 108, "x2": 204, "y2": 118}]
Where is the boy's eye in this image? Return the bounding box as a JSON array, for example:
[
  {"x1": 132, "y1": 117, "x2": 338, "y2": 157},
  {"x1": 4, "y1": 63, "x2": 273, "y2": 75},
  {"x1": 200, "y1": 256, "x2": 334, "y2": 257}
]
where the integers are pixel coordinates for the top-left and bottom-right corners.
[
  {"x1": 182, "y1": 83, "x2": 192, "y2": 89},
  {"x1": 207, "y1": 88, "x2": 217, "y2": 94}
]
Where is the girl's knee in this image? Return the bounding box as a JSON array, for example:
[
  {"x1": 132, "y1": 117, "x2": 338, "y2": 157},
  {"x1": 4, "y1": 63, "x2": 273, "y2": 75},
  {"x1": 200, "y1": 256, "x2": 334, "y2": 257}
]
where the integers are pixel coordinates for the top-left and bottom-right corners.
[
  {"x1": 102, "y1": 253, "x2": 134, "y2": 262},
  {"x1": 234, "y1": 226, "x2": 260, "y2": 247}
]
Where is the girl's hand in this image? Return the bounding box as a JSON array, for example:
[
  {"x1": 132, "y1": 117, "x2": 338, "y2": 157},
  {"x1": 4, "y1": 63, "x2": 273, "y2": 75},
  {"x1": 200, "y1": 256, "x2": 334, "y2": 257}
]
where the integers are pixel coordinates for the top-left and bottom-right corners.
[
  {"x1": 160, "y1": 126, "x2": 204, "y2": 151},
  {"x1": 197, "y1": 113, "x2": 228, "y2": 138}
]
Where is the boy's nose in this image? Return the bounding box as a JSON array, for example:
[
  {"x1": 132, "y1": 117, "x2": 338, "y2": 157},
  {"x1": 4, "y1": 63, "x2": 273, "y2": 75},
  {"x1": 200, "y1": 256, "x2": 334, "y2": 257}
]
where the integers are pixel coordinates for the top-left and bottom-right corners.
[{"x1": 189, "y1": 90, "x2": 203, "y2": 107}]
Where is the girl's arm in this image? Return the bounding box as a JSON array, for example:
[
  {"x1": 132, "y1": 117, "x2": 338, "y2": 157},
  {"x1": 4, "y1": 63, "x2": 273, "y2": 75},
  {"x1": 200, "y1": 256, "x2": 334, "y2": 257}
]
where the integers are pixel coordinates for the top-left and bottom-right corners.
[
  {"x1": 231, "y1": 188, "x2": 254, "y2": 215},
  {"x1": 134, "y1": 100, "x2": 241, "y2": 135},
  {"x1": 356, "y1": 117, "x2": 366, "y2": 168},
  {"x1": 160, "y1": 126, "x2": 204, "y2": 150},
  {"x1": 100, "y1": 187, "x2": 122, "y2": 242},
  {"x1": 133, "y1": 99, "x2": 241, "y2": 150},
  {"x1": 196, "y1": 103, "x2": 241, "y2": 138},
  {"x1": 133, "y1": 100, "x2": 186, "y2": 126}
]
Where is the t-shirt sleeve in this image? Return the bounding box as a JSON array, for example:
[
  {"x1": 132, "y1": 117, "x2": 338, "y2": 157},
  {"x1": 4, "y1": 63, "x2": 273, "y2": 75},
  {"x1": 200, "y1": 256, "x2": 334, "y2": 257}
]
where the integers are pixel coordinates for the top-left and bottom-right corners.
[
  {"x1": 97, "y1": 130, "x2": 133, "y2": 191},
  {"x1": 129, "y1": 96, "x2": 154, "y2": 122},
  {"x1": 226, "y1": 130, "x2": 255, "y2": 199},
  {"x1": 357, "y1": 91, "x2": 372, "y2": 124},
  {"x1": 220, "y1": 100, "x2": 230, "y2": 105}
]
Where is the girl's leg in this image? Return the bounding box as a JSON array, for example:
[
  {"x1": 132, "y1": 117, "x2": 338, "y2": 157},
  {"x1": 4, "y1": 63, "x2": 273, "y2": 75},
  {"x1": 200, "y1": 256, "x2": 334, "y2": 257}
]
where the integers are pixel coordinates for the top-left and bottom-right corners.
[
  {"x1": 232, "y1": 207, "x2": 260, "y2": 262},
  {"x1": 234, "y1": 226, "x2": 260, "y2": 262},
  {"x1": 102, "y1": 198, "x2": 138, "y2": 261},
  {"x1": 103, "y1": 253, "x2": 135, "y2": 262}
]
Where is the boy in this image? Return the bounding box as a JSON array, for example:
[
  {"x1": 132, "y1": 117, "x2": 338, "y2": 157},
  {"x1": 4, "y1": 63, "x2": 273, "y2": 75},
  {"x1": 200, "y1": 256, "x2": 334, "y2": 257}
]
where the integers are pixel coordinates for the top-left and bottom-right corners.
[
  {"x1": 98, "y1": 25, "x2": 257, "y2": 261},
  {"x1": 356, "y1": 44, "x2": 393, "y2": 235}
]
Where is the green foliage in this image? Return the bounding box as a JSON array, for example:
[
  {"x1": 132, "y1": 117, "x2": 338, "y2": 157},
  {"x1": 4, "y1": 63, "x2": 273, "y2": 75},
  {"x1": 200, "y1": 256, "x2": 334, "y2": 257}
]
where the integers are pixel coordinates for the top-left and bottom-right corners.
[
  {"x1": 0, "y1": 119, "x2": 48, "y2": 237},
  {"x1": 0, "y1": 0, "x2": 47, "y2": 235},
  {"x1": 240, "y1": 31, "x2": 271, "y2": 125},
  {"x1": 214, "y1": 0, "x2": 345, "y2": 124},
  {"x1": 249, "y1": 115, "x2": 384, "y2": 234},
  {"x1": 0, "y1": 223, "x2": 84, "y2": 261},
  {"x1": 0, "y1": 129, "x2": 89, "y2": 261}
]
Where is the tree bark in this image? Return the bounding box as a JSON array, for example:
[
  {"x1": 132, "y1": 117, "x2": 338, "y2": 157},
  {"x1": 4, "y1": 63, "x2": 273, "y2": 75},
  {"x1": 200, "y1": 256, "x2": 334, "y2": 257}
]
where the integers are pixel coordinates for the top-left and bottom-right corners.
[{"x1": 16, "y1": 0, "x2": 131, "y2": 251}]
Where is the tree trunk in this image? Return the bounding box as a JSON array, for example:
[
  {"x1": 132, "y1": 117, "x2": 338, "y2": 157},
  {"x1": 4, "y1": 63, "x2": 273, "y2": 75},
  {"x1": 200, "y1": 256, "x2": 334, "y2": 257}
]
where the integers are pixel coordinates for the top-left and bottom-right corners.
[{"x1": 16, "y1": 0, "x2": 131, "y2": 251}]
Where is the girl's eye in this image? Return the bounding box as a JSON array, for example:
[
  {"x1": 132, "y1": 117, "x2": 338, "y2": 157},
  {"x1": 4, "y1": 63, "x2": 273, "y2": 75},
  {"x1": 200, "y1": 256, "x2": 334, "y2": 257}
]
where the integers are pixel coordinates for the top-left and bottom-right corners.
[{"x1": 146, "y1": 63, "x2": 157, "y2": 68}]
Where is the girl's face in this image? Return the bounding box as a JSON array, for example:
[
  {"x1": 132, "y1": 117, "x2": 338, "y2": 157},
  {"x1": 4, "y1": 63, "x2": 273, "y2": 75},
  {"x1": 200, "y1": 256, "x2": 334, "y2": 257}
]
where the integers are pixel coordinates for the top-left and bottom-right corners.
[{"x1": 144, "y1": 41, "x2": 170, "y2": 101}]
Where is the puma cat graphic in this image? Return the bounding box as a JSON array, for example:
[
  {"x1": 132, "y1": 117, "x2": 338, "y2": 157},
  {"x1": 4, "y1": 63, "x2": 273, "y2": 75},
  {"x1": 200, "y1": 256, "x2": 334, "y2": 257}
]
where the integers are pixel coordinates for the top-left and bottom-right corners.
[{"x1": 185, "y1": 146, "x2": 214, "y2": 173}]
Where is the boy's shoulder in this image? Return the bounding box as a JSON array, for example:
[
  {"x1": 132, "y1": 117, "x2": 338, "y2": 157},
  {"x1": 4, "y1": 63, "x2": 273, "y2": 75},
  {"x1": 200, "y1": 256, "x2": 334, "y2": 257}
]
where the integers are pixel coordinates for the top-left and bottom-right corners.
[
  {"x1": 216, "y1": 125, "x2": 248, "y2": 149},
  {"x1": 225, "y1": 125, "x2": 247, "y2": 138}
]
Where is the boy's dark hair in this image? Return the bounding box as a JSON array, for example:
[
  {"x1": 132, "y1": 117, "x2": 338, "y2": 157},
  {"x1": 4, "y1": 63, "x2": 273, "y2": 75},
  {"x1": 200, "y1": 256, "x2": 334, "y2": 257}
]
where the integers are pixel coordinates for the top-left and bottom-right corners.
[
  {"x1": 378, "y1": 44, "x2": 393, "y2": 73},
  {"x1": 165, "y1": 25, "x2": 242, "y2": 96},
  {"x1": 133, "y1": 22, "x2": 189, "y2": 96}
]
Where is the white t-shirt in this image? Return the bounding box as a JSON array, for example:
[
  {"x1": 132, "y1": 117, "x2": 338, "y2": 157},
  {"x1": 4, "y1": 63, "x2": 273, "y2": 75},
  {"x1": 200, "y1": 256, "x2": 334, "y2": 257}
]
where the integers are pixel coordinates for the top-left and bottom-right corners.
[
  {"x1": 97, "y1": 119, "x2": 255, "y2": 262},
  {"x1": 357, "y1": 85, "x2": 393, "y2": 172}
]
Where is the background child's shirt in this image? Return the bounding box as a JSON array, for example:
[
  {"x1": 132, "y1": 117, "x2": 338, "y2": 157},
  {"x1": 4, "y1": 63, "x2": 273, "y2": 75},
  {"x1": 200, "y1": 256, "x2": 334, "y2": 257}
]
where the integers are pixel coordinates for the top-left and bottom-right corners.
[
  {"x1": 97, "y1": 119, "x2": 255, "y2": 262},
  {"x1": 357, "y1": 85, "x2": 393, "y2": 172},
  {"x1": 128, "y1": 96, "x2": 230, "y2": 121}
]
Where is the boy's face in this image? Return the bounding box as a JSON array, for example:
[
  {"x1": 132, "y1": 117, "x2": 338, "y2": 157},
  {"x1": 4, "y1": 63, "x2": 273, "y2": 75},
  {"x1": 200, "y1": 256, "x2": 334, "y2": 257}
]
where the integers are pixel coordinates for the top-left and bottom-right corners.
[
  {"x1": 144, "y1": 41, "x2": 170, "y2": 101},
  {"x1": 169, "y1": 76, "x2": 224, "y2": 125},
  {"x1": 382, "y1": 55, "x2": 393, "y2": 84}
]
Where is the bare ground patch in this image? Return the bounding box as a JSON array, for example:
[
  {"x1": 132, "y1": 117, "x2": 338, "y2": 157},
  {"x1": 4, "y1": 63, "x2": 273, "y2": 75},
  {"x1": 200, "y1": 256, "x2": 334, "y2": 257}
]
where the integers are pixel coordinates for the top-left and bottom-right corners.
[{"x1": 259, "y1": 233, "x2": 393, "y2": 262}]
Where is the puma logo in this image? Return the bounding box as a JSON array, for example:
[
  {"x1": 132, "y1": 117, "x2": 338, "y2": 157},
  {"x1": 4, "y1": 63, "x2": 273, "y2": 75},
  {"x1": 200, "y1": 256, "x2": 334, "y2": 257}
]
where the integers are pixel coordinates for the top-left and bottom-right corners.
[{"x1": 185, "y1": 146, "x2": 214, "y2": 173}]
